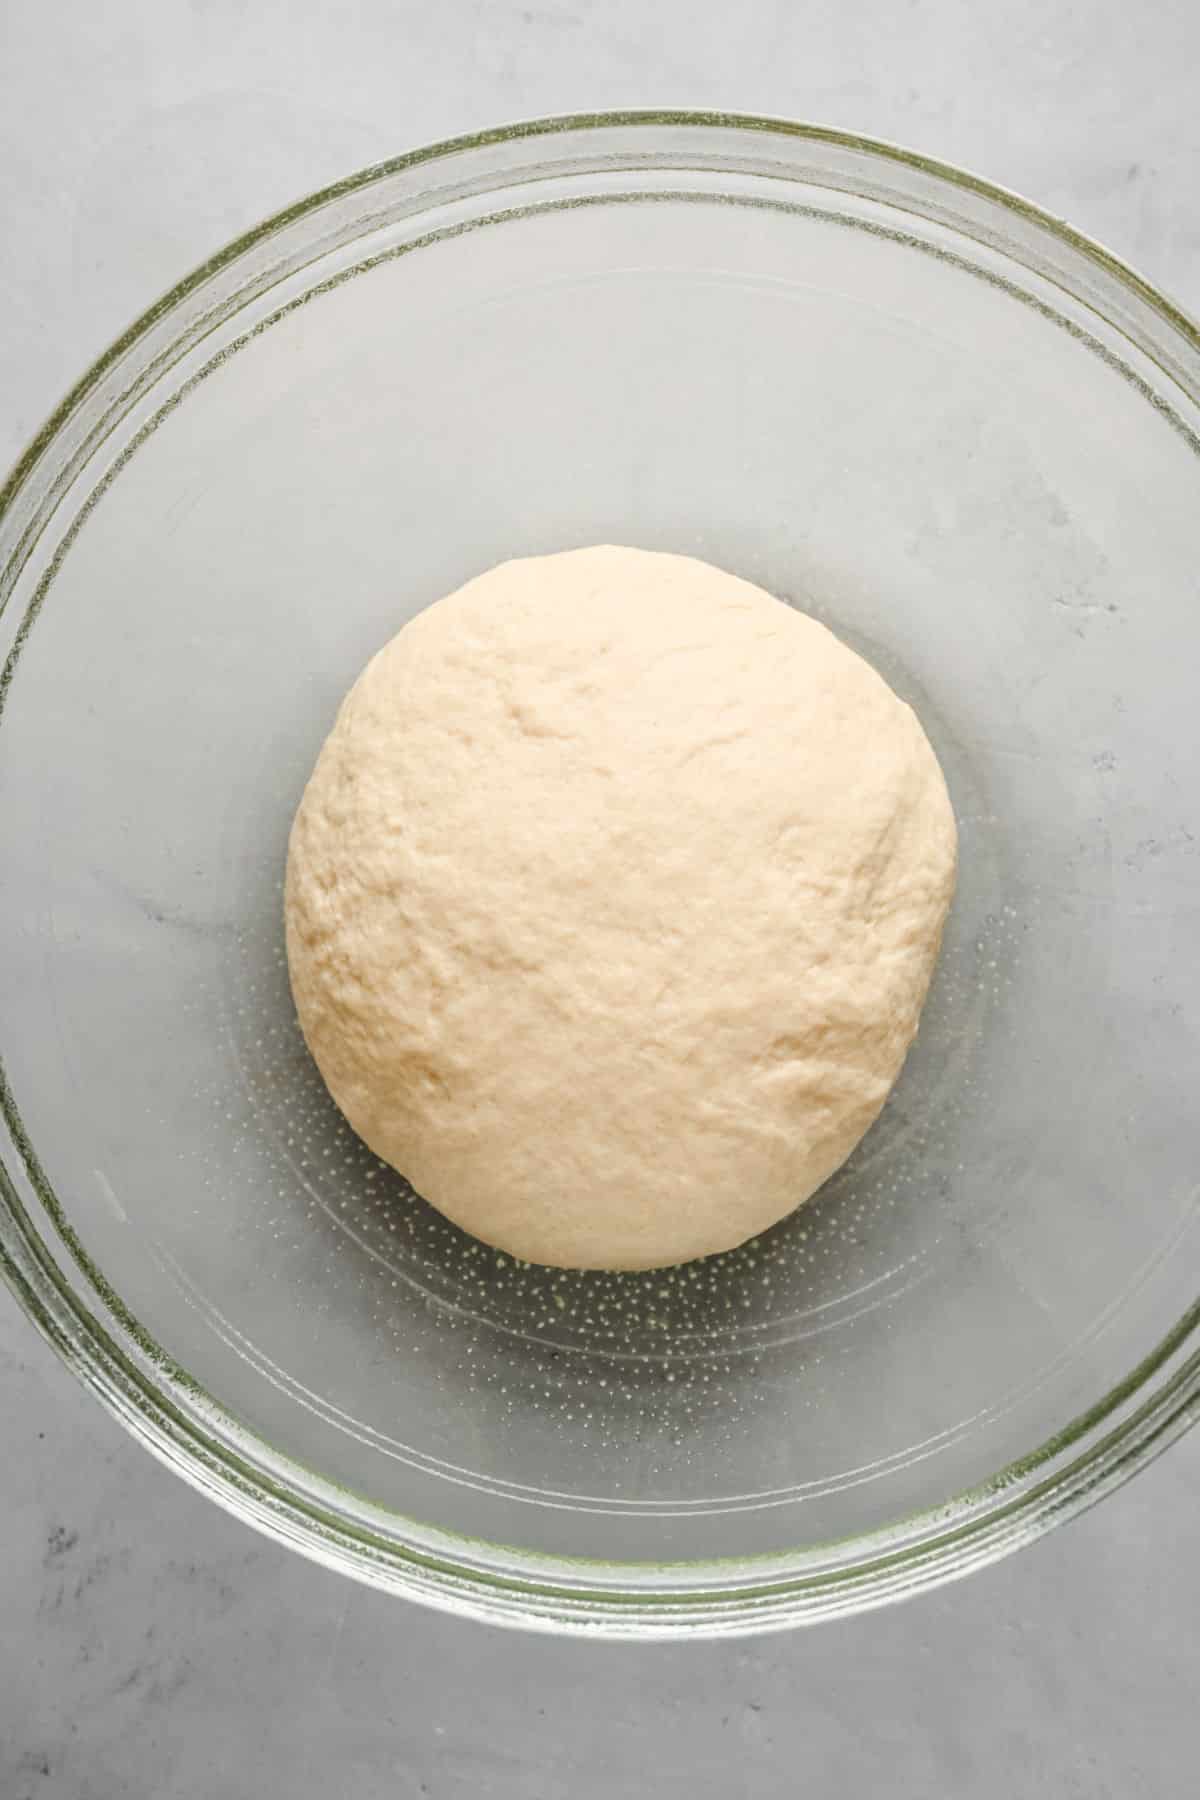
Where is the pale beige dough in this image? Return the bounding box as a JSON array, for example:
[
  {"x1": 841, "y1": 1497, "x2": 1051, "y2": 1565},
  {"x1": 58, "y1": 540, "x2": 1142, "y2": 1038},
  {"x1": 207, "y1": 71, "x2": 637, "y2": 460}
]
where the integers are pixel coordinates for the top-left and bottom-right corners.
[{"x1": 285, "y1": 546, "x2": 957, "y2": 1270}]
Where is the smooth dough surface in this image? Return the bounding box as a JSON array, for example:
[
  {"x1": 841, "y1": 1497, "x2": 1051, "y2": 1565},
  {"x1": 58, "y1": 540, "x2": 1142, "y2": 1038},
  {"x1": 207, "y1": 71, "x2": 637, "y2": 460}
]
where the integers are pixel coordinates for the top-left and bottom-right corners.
[{"x1": 285, "y1": 546, "x2": 957, "y2": 1270}]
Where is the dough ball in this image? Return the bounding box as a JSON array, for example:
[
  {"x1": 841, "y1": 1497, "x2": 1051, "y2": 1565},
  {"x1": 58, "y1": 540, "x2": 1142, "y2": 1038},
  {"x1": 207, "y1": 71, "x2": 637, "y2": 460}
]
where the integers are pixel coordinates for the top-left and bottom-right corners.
[{"x1": 285, "y1": 547, "x2": 956, "y2": 1270}]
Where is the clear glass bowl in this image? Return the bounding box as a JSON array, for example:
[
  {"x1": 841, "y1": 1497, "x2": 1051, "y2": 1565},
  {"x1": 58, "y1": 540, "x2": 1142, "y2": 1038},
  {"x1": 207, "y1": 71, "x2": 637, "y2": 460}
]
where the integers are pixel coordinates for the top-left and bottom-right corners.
[{"x1": 2, "y1": 113, "x2": 1199, "y2": 1638}]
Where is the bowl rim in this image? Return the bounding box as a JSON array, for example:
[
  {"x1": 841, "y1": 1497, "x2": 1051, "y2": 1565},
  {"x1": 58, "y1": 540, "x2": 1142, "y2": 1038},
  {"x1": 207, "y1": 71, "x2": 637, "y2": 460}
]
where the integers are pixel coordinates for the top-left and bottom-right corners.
[{"x1": 2, "y1": 108, "x2": 1199, "y2": 1638}]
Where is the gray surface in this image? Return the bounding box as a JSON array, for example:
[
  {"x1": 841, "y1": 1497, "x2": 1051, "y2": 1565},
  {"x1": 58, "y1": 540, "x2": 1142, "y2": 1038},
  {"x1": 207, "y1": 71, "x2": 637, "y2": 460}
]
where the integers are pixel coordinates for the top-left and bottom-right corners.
[{"x1": 1, "y1": 1, "x2": 1198, "y2": 1793}]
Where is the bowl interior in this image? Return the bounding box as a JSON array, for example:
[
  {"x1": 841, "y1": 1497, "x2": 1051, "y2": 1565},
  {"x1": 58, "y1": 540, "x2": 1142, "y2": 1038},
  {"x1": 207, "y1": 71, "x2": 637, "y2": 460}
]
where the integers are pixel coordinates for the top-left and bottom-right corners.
[{"x1": 2, "y1": 118, "x2": 1199, "y2": 1623}]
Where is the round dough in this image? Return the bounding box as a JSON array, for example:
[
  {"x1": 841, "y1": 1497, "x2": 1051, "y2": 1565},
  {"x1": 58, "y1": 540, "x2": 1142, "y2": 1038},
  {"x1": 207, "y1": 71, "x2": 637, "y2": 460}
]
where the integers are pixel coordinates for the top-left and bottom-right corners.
[{"x1": 285, "y1": 547, "x2": 956, "y2": 1270}]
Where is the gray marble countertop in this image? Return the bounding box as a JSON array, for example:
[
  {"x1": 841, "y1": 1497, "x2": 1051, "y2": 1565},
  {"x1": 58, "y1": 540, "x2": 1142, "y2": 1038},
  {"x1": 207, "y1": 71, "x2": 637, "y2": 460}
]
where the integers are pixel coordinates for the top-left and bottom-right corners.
[{"x1": 2, "y1": 4, "x2": 1198, "y2": 1794}]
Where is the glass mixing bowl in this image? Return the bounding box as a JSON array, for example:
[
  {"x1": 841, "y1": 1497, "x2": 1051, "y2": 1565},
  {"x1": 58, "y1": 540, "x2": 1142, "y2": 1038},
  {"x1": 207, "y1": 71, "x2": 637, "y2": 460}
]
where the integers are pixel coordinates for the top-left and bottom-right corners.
[{"x1": 2, "y1": 114, "x2": 1199, "y2": 1638}]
